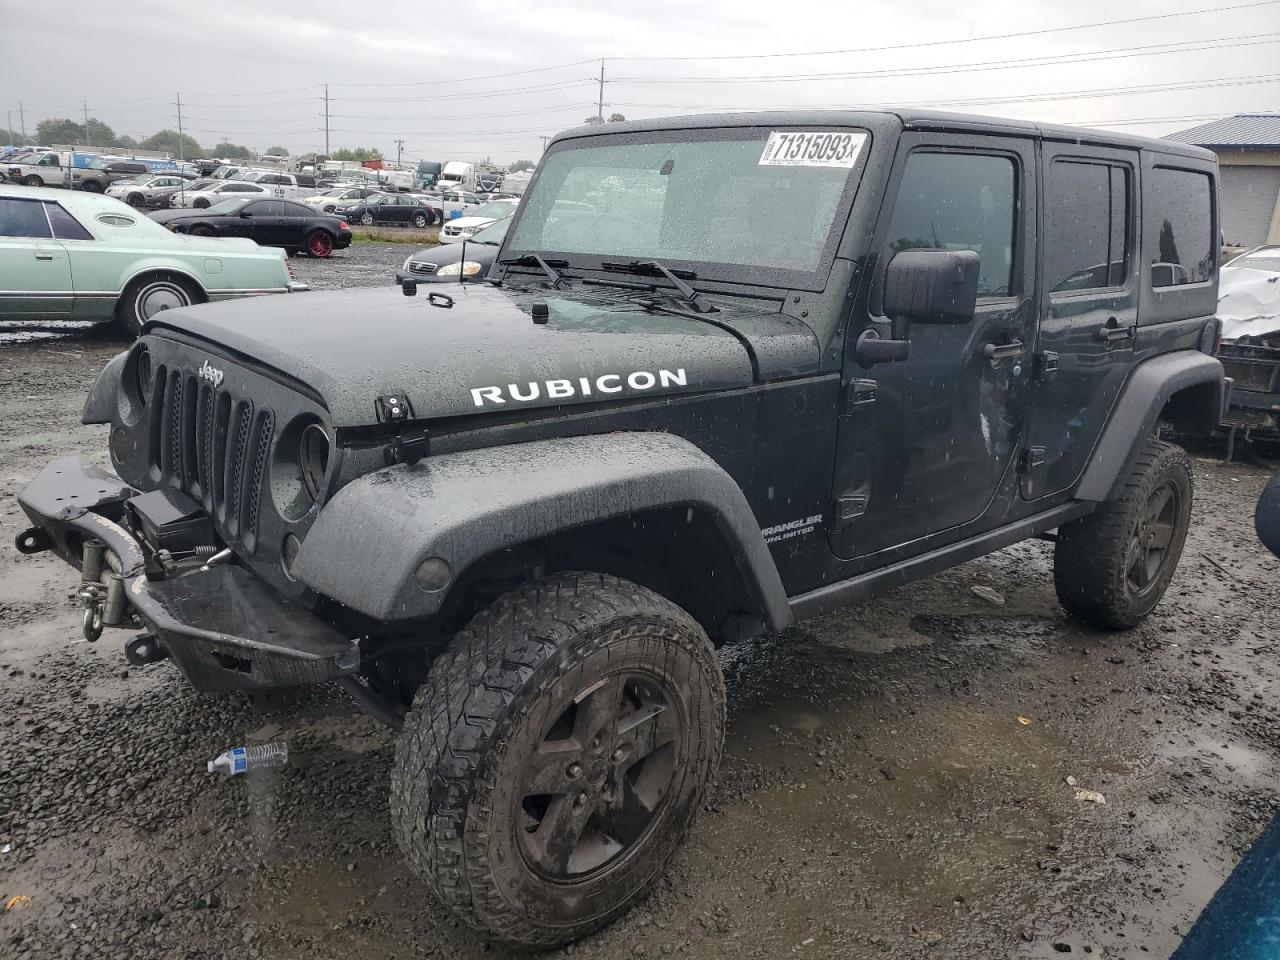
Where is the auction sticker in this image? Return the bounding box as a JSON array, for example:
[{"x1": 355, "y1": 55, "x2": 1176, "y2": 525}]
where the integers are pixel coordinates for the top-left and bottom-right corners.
[{"x1": 759, "y1": 130, "x2": 867, "y2": 168}]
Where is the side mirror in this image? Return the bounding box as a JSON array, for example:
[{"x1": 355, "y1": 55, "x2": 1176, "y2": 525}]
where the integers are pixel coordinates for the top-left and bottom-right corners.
[
  {"x1": 239, "y1": 211, "x2": 253, "y2": 218},
  {"x1": 883, "y1": 249, "x2": 980, "y2": 326},
  {"x1": 856, "y1": 249, "x2": 980, "y2": 368}
]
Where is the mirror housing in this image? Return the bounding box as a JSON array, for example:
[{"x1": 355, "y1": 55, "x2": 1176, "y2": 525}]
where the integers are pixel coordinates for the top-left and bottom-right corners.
[
  {"x1": 239, "y1": 210, "x2": 253, "y2": 218},
  {"x1": 883, "y1": 249, "x2": 980, "y2": 326}
]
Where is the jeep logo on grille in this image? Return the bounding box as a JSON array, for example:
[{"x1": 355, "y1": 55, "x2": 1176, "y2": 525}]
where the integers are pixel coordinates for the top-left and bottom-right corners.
[{"x1": 197, "y1": 360, "x2": 225, "y2": 388}]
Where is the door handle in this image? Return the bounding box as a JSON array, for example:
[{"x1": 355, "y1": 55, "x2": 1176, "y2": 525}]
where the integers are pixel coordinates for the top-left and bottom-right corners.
[
  {"x1": 34, "y1": 254, "x2": 54, "y2": 261},
  {"x1": 981, "y1": 339, "x2": 1024, "y2": 361},
  {"x1": 1096, "y1": 324, "x2": 1135, "y2": 343}
]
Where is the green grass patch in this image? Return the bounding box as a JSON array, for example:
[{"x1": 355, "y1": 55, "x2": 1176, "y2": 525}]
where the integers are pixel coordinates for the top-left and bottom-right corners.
[{"x1": 351, "y1": 226, "x2": 440, "y2": 246}]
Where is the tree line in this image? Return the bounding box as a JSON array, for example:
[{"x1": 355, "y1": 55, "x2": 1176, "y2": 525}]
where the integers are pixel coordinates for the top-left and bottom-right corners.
[{"x1": 0, "y1": 116, "x2": 382, "y2": 163}]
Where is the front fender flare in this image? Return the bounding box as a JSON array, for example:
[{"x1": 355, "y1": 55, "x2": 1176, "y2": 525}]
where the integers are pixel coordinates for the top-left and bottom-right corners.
[
  {"x1": 1076, "y1": 350, "x2": 1224, "y2": 502},
  {"x1": 292, "y1": 432, "x2": 792, "y2": 629},
  {"x1": 81, "y1": 350, "x2": 127, "y2": 424}
]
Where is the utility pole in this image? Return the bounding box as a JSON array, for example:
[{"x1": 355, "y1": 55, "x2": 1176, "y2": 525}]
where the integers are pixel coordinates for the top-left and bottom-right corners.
[
  {"x1": 597, "y1": 59, "x2": 605, "y2": 120},
  {"x1": 19, "y1": 100, "x2": 26, "y2": 143},
  {"x1": 323, "y1": 84, "x2": 330, "y2": 156},
  {"x1": 6, "y1": 111, "x2": 11, "y2": 144},
  {"x1": 175, "y1": 92, "x2": 185, "y2": 163},
  {"x1": 540, "y1": 135, "x2": 550, "y2": 153},
  {"x1": 395, "y1": 137, "x2": 404, "y2": 167},
  {"x1": 83, "y1": 100, "x2": 92, "y2": 149}
]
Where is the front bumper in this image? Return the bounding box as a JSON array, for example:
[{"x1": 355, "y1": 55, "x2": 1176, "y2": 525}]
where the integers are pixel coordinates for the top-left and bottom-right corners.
[{"x1": 16, "y1": 457, "x2": 358, "y2": 692}]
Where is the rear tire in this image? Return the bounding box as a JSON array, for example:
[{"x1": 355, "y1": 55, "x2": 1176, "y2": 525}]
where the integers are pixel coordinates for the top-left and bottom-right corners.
[
  {"x1": 115, "y1": 273, "x2": 200, "y2": 339},
  {"x1": 390, "y1": 572, "x2": 725, "y2": 946},
  {"x1": 1054, "y1": 438, "x2": 1193, "y2": 629},
  {"x1": 306, "y1": 229, "x2": 333, "y2": 258}
]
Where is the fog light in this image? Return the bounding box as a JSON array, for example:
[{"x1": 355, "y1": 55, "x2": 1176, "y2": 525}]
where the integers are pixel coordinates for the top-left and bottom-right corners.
[
  {"x1": 414, "y1": 557, "x2": 451, "y2": 593},
  {"x1": 282, "y1": 533, "x2": 302, "y2": 579}
]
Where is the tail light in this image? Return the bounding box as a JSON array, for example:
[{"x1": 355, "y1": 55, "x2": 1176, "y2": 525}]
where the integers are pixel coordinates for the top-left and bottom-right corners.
[
  {"x1": 339, "y1": 221, "x2": 349, "y2": 230},
  {"x1": 286, "y1": 258, "x2": 298, "y2": 280}
]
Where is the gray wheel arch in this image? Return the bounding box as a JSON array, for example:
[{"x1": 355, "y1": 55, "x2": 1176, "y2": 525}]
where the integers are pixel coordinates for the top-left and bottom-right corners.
[
  {"x1": 291, "y1": 432, "x2": 793, "y2": 633},
  {"x1": 1076, "y1": 350, "x2": 1224, "y2": 502}
]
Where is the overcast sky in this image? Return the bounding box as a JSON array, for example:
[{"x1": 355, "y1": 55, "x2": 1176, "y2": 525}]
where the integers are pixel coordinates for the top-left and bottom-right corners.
[{"x1": 3, "y1": 0, "x2": 1278, "y2": 164}]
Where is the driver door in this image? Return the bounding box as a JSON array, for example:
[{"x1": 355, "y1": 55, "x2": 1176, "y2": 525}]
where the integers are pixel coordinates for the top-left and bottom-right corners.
[{"x1": 829, "y1": 133, "x2": 1038, "y2": 562}]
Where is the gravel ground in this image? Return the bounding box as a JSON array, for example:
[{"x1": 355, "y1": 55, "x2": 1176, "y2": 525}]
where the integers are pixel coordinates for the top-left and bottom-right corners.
[{"x1": 1, "y1": 247, "x2": 1277, "y2": 959}]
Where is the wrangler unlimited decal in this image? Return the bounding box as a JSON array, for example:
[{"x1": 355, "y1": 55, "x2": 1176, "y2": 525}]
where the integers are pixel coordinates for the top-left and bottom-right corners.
[{"x1": 470, "y1": 368, "x2": 688, "y2": 407}]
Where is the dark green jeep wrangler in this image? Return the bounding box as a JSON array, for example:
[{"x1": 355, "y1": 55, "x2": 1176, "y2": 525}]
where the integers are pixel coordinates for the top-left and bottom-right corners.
[{"x1": 17, "y1": 110, "x2": 1225, "y2": 945}]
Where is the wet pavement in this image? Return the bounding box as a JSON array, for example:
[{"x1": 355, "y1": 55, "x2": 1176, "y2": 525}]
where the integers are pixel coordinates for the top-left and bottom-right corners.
[{"x1": 0, "y1": 245, "x2": 1277, "y2": 959}]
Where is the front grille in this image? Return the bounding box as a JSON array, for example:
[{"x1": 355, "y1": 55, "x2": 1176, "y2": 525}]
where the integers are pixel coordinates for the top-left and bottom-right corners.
[
  {"x1": 151, "y1": 364, "x2": 275, "y2": 553},
  {"x1": 408, "y1": 260, "x2": 438, "y2": 275},
  {"x1": 1221, "y1": 360, "x2": 1277, "y2": 393}
]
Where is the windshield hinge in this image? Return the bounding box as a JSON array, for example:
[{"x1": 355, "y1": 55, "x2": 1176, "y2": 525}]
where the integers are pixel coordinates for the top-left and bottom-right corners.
[{"x1": 841, "y1": 378, "x2": 878, "y2": 416}]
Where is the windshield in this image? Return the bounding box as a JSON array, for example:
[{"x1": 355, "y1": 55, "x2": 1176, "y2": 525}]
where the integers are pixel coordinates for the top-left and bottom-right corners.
[
  {"x1": 471, "y1": 216, "x2": 511, "y2": 244},
  {"x1": 1233, "y1": 252, "x2": 1280, "y2": 273},
  {"x1": 506, "y1": 129, "x2": 865, "y2": 279},
  {"x1": 207, "y1": 197, "x2": 253, "y2": 214},
  {"x1": 472, "y1": 201, "x2": 516, "y2": 220}
]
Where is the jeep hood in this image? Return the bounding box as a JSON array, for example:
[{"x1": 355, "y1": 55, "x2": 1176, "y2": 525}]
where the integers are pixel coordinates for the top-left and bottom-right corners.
[{"x1": 147, "y1": 284, "x2": 821, "y2": 428}]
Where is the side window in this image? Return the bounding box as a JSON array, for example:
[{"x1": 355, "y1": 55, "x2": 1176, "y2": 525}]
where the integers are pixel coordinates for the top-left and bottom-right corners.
[
  {"x1": 883, "y1": 152, "x2": 1016, "y2": 298},
  {"x1": 44, "y1": 203, "x2": 93, "y2": 241},
  {"x1": 1046, "y1": 160, "x2": 1130, "y2": 293},
  {"x1": 0, "y1": 198, "x2": 53, "y2": 238},
  {"x1": 1150, "y1": 167, "x2": 1214, "y2": 287}
]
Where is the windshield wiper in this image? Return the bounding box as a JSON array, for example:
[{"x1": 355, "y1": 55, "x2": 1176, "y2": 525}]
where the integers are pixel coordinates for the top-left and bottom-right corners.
[
  {"x1": 499, "y1": 253, "x2": 568, "y2": 288},
  {"x1": 600, "y1": 260, "x2": 718, "y2": 313}
]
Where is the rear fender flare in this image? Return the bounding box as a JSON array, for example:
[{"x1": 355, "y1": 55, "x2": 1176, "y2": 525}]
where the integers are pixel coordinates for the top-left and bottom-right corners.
[
  {"x1": 291, "y1": 432, "x2": 792, "y2": 630},
  {"x1": 1076, "y1": 351, "x2": 1224, "y2": 502}
]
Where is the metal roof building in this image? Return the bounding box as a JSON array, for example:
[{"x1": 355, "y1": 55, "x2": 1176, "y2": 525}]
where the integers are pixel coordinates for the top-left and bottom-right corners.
[{"x1": 1169, "y1": 114, "x2": 1280, "y2": 247}]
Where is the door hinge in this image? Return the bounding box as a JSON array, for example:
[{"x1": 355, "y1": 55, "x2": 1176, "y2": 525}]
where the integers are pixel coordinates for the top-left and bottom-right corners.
[
  {"x1": 831, "y1": 493, "x2": 868, "y2": 529},
  {"x1": 1032, "y1": 351, "x2": 1059, "y2": 381},
  {"x1": 1019, "y1": 446, "x2": 1047, "y2": 474},
  {"x1": 841, "y1": 378, "x2": 878, "y2": 416}
]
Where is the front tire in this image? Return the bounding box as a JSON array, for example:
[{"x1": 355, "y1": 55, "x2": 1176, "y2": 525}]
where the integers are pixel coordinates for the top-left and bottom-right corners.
[
  {"x1": 127, "y1": 192, "x2": 145, "y2": 207},
  {"x1": 390, "y1": 572, "x2": 725, "y2": 946},
  {"x1": 412, "y1": 212, "x2": 428, "y2": 228},
  {"x1": 1054, "y1": 438, "x2": 1193, "y2": 629},
  {"x1": 360, "y1": 212, "x2": 374, "y2": 225},
  {"x1": 116, "y1": 273, "x2": 200, "y2": 339},
  {"x1": 80, "y1": 179, "x2": 103, "y2": 193},
  {"x1": 193, "y1": 198, "x2": 210, "y2": 209},
  {"x1": 22, "y1": 174, "x2": 43, "y2": 187}
]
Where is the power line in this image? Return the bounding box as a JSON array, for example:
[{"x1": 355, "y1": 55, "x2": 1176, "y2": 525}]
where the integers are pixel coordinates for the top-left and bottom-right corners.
[
  {"x1": 607, "y1": 0, "x2": 1280, "y2": 61},
  {"x1": 610, "y1": 32, "x2": 1280, "y2": 84},
  {"x1": 332, "y1": 58, "x2": 599, "y2": 88}
]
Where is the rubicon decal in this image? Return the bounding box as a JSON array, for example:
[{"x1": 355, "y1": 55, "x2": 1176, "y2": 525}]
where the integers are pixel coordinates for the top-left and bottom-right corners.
[{"x1": 470, "y1": 368, "x2": 688, "y2": 407}]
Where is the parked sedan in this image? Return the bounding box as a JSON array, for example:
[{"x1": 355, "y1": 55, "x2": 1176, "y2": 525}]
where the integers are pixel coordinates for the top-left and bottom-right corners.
[
  {"x1": 0, "y1": 184, "x2": 306, "y2": 336},
  {"x1": 149, "y1": 197, "x2": 352, "y2": 257},
  {"x1": 335, "y1": 193, "x2": 438, "y2": 227},
  {"x1": 105, "y1": 173, "x2": 193, "y2": 209},
  {"x1": 394, "y1": 216, "x2": 508, "y2": 284},
  {"x1": 171, "y1": 180, "x2": 275, "y2": 209},
  {"x1": 437, "y1": 198, "x2": 519, "y2": 244}
]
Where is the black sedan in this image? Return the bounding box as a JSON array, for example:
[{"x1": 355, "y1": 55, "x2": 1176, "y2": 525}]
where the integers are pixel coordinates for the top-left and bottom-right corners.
[
  {"x1": 394, "y1": 216, "x2": 508, "y2": 285},
  {"x1": 150, "y1": 197, "x2": 352, "y2": 257},
  {"x1": 336, "y1": 193, "x2": 440, "y2": 228}
]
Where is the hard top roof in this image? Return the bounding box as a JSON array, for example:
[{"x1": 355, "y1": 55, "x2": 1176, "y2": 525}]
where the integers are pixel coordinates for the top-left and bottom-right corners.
[{"x1": 551, "y1": 109, "x2": 1214, "y2": 161}]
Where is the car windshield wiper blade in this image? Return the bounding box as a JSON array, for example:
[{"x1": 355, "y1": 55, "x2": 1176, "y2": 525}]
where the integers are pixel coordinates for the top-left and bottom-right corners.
[
  {"x1": 600, "y1": 260, "x2": 718, "y2": 313},
  {"x1": 499, "y1": 253, "x2": 568, "y2": 288}
]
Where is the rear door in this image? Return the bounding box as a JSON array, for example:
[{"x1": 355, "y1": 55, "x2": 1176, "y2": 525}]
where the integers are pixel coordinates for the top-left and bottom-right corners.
[
  {"x1": 0, "y1": 197, "x2": 72, "y2": 318},
  {"x1": 1020, "y1": 145, "x2": 1139, "y2": 500}
]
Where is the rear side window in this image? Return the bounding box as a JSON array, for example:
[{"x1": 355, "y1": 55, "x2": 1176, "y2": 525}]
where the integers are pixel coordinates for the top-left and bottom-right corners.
[
  {"x1": 884, "y1": 151, "x2": 1016, "y2": 297},
  {"x1": 44, "y1": 203, "x2": 93, "y2": 240},
  {"x1": 1150, "y1": 167, "x2": 1214, "y2": 287},
  {"x1": 0, "y1": 197, "x2": 52, "y2": 238},
  {"x1": 1046, "y1": 160, "x2": 1130, "y2": 293}
]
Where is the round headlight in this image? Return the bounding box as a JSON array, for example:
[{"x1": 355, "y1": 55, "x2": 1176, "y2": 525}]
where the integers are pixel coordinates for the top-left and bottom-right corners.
[
  {"x1": 135, "y1": 346, "x2": 153, "y2": 405},
  {"x1": 299, "y1": 423, "x2": 330, "y2": 502},
  {"x1": 436, "y1": 261, "x2": 483, "y2": 278}
]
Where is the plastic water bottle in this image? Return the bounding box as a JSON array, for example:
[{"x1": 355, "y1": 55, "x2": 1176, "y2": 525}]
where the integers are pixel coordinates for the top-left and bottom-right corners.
[{"x1": 207, "y1": 741, "x2": 288, "y2": 776}]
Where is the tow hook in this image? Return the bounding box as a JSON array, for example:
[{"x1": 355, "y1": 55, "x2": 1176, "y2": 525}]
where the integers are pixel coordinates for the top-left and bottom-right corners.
[
  {"x1": 77, "y1": 539, "x2": 127, "y2": 642},
  {"x1": 125, "y1": 633, "x2": 168, "y2": 666}
]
